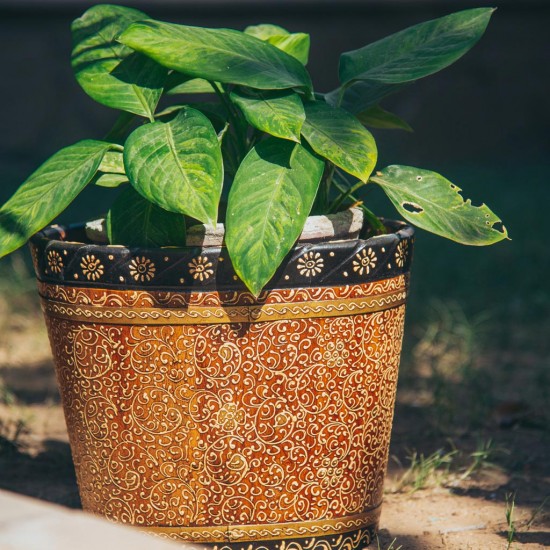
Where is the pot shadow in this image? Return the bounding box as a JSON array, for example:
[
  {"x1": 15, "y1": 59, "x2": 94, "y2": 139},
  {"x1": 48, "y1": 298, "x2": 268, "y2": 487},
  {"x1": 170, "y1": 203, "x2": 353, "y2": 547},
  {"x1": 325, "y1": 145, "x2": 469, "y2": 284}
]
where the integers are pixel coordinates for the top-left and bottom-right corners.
[{"x1": 0, "y1": 438, "x2": 80, "y2": 508}]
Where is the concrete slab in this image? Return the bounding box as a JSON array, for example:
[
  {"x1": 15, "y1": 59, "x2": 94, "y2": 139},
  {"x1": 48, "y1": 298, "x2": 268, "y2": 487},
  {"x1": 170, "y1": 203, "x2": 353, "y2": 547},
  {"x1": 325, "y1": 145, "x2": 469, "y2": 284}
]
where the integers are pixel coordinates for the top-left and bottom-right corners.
[{"x1": 0, "y1": 489, "x2": 190, "y2": 550}]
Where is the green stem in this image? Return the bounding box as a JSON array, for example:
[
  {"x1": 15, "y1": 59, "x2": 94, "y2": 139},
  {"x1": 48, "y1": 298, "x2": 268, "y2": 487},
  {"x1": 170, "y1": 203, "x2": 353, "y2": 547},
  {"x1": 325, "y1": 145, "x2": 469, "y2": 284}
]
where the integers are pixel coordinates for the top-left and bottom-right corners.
[
  {"x1": 332, "y1": 178, "x2": 386, "y2": 235},
  {"x1": 335, "y1": 81, "x2": 351, "y2": 108},
  {"x1": 329, "y1": 176, "x2": 367, "y2": 214},
  {"x1": 211, "y1": 82, "x2": 247, "y2": 159},
  {"x1": 323, "y1": 162, "x2": 336, "y2": 211}
]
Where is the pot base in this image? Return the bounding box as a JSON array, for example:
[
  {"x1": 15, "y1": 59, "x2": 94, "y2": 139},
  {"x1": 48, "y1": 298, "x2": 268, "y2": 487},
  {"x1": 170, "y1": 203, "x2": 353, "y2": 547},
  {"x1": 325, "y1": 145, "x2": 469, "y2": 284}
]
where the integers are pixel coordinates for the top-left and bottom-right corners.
[
  {"x1": 160, "y1": 527, "x2": 376, "y2": 550},
  {"x1": 139, "y1": 508, "x2": 380, "y2": 548}
]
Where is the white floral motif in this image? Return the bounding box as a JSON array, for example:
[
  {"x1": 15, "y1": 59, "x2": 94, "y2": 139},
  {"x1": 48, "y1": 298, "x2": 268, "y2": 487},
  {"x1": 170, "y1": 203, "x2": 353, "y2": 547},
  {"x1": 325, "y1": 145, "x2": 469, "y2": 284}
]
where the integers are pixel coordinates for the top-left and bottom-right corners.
[
  {"x1": 352, "y1": 247, "x2": 377, "y2": 275},
  {"x1": 188, "y1": 256, "x2": 214, "y2": 282},
  {"x1": 323, "y1": 339, "x2": 350, "y2": 369},
  {"x1": 395, "y1": 240, "x2": 409, "y2": 268},
  {"x1": 297, "y1": 252, "x2": 324, "y2": 277},
  {"x1": 129, "y1": 257, "x2": 156, "y2": 282},
  {"x1": 47, "y1": 250, "x2": 64, "y2": 273},
  {"x1": 318, "y1": 456, "x2": 344, "y2": 489},
  {"x1": 80, "y1": 254, "x2": 104, "y2": 281}
]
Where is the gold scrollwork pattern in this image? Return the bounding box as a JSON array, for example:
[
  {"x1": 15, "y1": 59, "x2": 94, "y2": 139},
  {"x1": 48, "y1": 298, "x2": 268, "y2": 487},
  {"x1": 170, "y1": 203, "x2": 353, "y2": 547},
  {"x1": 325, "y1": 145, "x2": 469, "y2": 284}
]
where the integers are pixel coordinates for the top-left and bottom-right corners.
[
  {"x1": 154, "y1": 526, "x2": 375, "y2": 550},
  {"x1": 43, "y1": 280, "x2": 406, "y2": 539},
  {"x1": 141, "y1": 510, "x2": 379, "y2": 543}
]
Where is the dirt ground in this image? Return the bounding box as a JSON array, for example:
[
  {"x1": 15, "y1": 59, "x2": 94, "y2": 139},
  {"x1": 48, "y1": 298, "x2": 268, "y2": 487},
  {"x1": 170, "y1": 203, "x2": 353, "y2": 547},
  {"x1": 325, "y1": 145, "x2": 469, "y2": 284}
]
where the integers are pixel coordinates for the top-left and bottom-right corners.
[{"x1": 0, "y1": 289, "x2": 548, "y2": 549}]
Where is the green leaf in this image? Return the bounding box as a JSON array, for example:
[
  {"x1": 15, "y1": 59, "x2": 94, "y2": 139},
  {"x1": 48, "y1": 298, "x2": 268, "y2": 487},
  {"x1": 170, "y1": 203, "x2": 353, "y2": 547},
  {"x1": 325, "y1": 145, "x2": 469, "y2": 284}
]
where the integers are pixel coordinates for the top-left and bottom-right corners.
[
  {"x1": 339, "y1": 8, "x2": 494, "y2": 85},
  {"x1": 371, "y1": 165, "x2": 508, "y2": 245},
  {"x1": 0, "y1": 140, "x2": 111, "y2": 258},
  {"x1": 107, "y1": 186, "x2": 186, "y2": 247},
  {"x1": 156, "y1": 102, "x2": 228, "y2": 133},
  {"x1": 119, "y1": 20, "x2": 313, "y2": 93},
  {"x1": 124, "y1": 107, "x2": 223, "y2": 225},
  {"x1": 356, "y1": 105, "x2": 413, "y2": 132},
  {"x1": 71, "y1": 4, "x2": 167, "y2": 119},
  {"x1": 226, "y1": 139, "x2": 324, "y2": 295},
  {"x1": 93, "y1": 173, "x2": 129, "y2": 188},
  {"x1": 230, "y1": 89, "x2": 305, "y2": 142},
  {"x1": 244, "y1": 23, "x2": 289, "y2": 39},
  {"x1": 99, "y1": 151, "x2": 125, "y2": 174},
  {"x1": 245, "y1": 24, "x2": 310, "y2": 65},
  {"x1": 301, "y1": 101, "x2": 377, "y2": 182},
  {"x1": 325, "y1": 80, "x2": 407, "y2": 114},
  {"x1": 165, "y1": 73, "x2": 215, "y2": 95}
]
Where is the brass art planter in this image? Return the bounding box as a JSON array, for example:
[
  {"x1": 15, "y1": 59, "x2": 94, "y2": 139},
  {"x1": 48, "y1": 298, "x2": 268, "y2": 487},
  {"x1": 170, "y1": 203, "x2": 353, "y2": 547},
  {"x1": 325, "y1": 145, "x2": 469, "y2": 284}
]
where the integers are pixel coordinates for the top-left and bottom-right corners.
[{"x1": 30, "y1": 218, "x2": 414, "y2": 550}]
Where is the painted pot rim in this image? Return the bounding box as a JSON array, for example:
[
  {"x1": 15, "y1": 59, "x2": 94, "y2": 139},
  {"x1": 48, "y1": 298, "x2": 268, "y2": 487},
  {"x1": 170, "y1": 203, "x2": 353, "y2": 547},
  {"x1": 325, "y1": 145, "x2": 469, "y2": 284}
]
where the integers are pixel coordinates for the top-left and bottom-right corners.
[{"x1": 30, "y1": 218, "x2": 414, "y2": 292}]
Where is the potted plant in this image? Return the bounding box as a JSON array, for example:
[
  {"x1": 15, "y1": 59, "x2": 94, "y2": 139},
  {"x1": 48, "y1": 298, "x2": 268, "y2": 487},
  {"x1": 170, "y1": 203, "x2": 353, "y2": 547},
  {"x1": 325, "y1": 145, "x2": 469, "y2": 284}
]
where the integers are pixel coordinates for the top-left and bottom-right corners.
[{"x1": 1, "y1": 5, "x2": 507, "y2": 549}]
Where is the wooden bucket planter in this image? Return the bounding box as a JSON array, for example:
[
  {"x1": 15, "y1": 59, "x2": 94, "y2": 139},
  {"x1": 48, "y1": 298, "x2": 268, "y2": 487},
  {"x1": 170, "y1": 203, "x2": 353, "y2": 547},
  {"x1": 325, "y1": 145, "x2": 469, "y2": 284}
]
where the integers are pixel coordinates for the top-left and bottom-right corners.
[{"x1": 30, "y1": 215, "x2": 414, "y2": 550}]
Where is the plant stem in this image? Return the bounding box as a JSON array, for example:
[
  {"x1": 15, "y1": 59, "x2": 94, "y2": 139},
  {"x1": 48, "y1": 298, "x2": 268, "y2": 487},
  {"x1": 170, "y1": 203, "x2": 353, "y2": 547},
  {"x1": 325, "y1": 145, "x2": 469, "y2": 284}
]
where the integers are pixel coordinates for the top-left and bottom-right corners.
[
  {"x1": 332, "y1": 178, "x2": 386, "y2": 234},
  {"x1": 211, "y1": 82, "x2": 248, "y2": 160},
  {"x1": 323, "y1": 162, "x2": 336, "y2": 210},
  {"x1": 329, "y1": 177, "x2": 367, "y2": 214},
  {"x1": 335, "y1": 82, "x2": 351, "y2": 108}
]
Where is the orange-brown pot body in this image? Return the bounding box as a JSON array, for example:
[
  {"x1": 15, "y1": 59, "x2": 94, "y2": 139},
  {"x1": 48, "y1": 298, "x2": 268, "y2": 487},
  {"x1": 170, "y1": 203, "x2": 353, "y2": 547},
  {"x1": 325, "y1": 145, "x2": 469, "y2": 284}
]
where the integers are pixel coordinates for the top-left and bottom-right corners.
[{"x1": 31, "y1": 222, "x2": 414, "y2": 550}]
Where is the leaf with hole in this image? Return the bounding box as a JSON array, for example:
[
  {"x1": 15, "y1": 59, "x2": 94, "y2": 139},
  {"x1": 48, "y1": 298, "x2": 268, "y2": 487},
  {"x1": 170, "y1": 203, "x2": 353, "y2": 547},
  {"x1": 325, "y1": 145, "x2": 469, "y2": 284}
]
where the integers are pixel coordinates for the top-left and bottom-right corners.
[
  {"x1": 124, "y1": 107, "x2": 223, "y2": 225},
  {"x1": 0, "y1": 140, "x2": 111, "y2": 258},
  {"x1": 226, "y1": 138, "x2": 324, "y2": 295},
  {"x1": 71, "y1": 4, "x2": 167, "y2": 118},
  {"x1": 339, "y1": 8, "x2": 494, "y2": 85},
  {"x1": 245, "y1": 24, "x2": 310, "y2": 64},
  {"x1": 119, "y1": 20, "x2": 313, "y2": 93},
  {"x1": 371, "y1": 165, "x2": 509, "y2": 245},
  {"x1": 301, "y1": 101, "x2": 377, "y2": 182},
  {"x1": 107, "y1": 186, "x2": 186, "y2": 247},
  {"x1": 230, "y1": 89, "x2": 305, "y2": 142},
  {"x1": 356, "y1": 105, "x2": 413, "y2": 132}
]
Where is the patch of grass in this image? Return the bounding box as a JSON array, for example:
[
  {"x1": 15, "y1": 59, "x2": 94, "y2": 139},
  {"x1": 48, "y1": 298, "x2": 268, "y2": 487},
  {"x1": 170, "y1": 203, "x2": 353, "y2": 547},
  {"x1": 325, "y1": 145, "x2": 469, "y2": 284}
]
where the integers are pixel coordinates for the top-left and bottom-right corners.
[
  {"x1": 505, "y1": 491, "x2": 517, "y2": 550},
  {"x1": 526, "y1": 496, "x2": 549, "y2": 530},
  {"x1": 375, "y1": 535, "x2": 402, "y2": 550},
  {"x1": 393, "y1": 448, "x2": 458, "y2": 493},
  {"x1": 456, "y1": 438, "x2": 507, "y2": 481}
]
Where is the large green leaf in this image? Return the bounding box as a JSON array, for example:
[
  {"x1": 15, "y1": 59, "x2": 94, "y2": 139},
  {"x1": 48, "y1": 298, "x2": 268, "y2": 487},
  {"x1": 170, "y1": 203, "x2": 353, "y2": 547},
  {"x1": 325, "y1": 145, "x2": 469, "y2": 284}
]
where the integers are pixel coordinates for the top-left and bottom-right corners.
[
  {"x1": 301, "y1": 101, "x2": 377, "y2": 182},
  {"x1": 371, "y1": 165, "x2": 508, "y2": 245},
  {"x1": 0, "y1": 140, "x2": 111, "y2": 258},
  {"x1": 226, "y1": 139, "x2": 324, "y2": 295},
  {"x1": 356, "y1": 105, "x2": 413, "y2": 132},
  {"x1": 71, "y1": 4, "x2": 167, "y2": 118},
  {"x1": 230, "y1": 89, "x2": 305, "y2": 142},
  {"x1": 119, "y1": 20, "x2": 313, "y2": 93},
  {"x1": 325, "y1": 80, "x2": 407, "y2": 114},
  {"x1": 107, "y1": 186, "x2": 186, "y2": 247},
  {"x1": 156, "y1": 102, "x2": 228, "y2": 133},
  {"x1": 339, "y1": 8, "x2": 494, "y2": 85},
  {"x1": 244, "y1": 24, "x2": 310, "y2": 65},
  {"x1": 124, "y1": 107, "x2": 223, "y2": 225}
]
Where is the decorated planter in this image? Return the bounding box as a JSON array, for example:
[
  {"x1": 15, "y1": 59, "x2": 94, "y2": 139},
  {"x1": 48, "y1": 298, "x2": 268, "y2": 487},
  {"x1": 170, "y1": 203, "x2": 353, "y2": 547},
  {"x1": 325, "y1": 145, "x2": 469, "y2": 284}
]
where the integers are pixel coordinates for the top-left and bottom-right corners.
[{"x1": 30, "y1": 217, "x2": 413, "y2": 549}]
